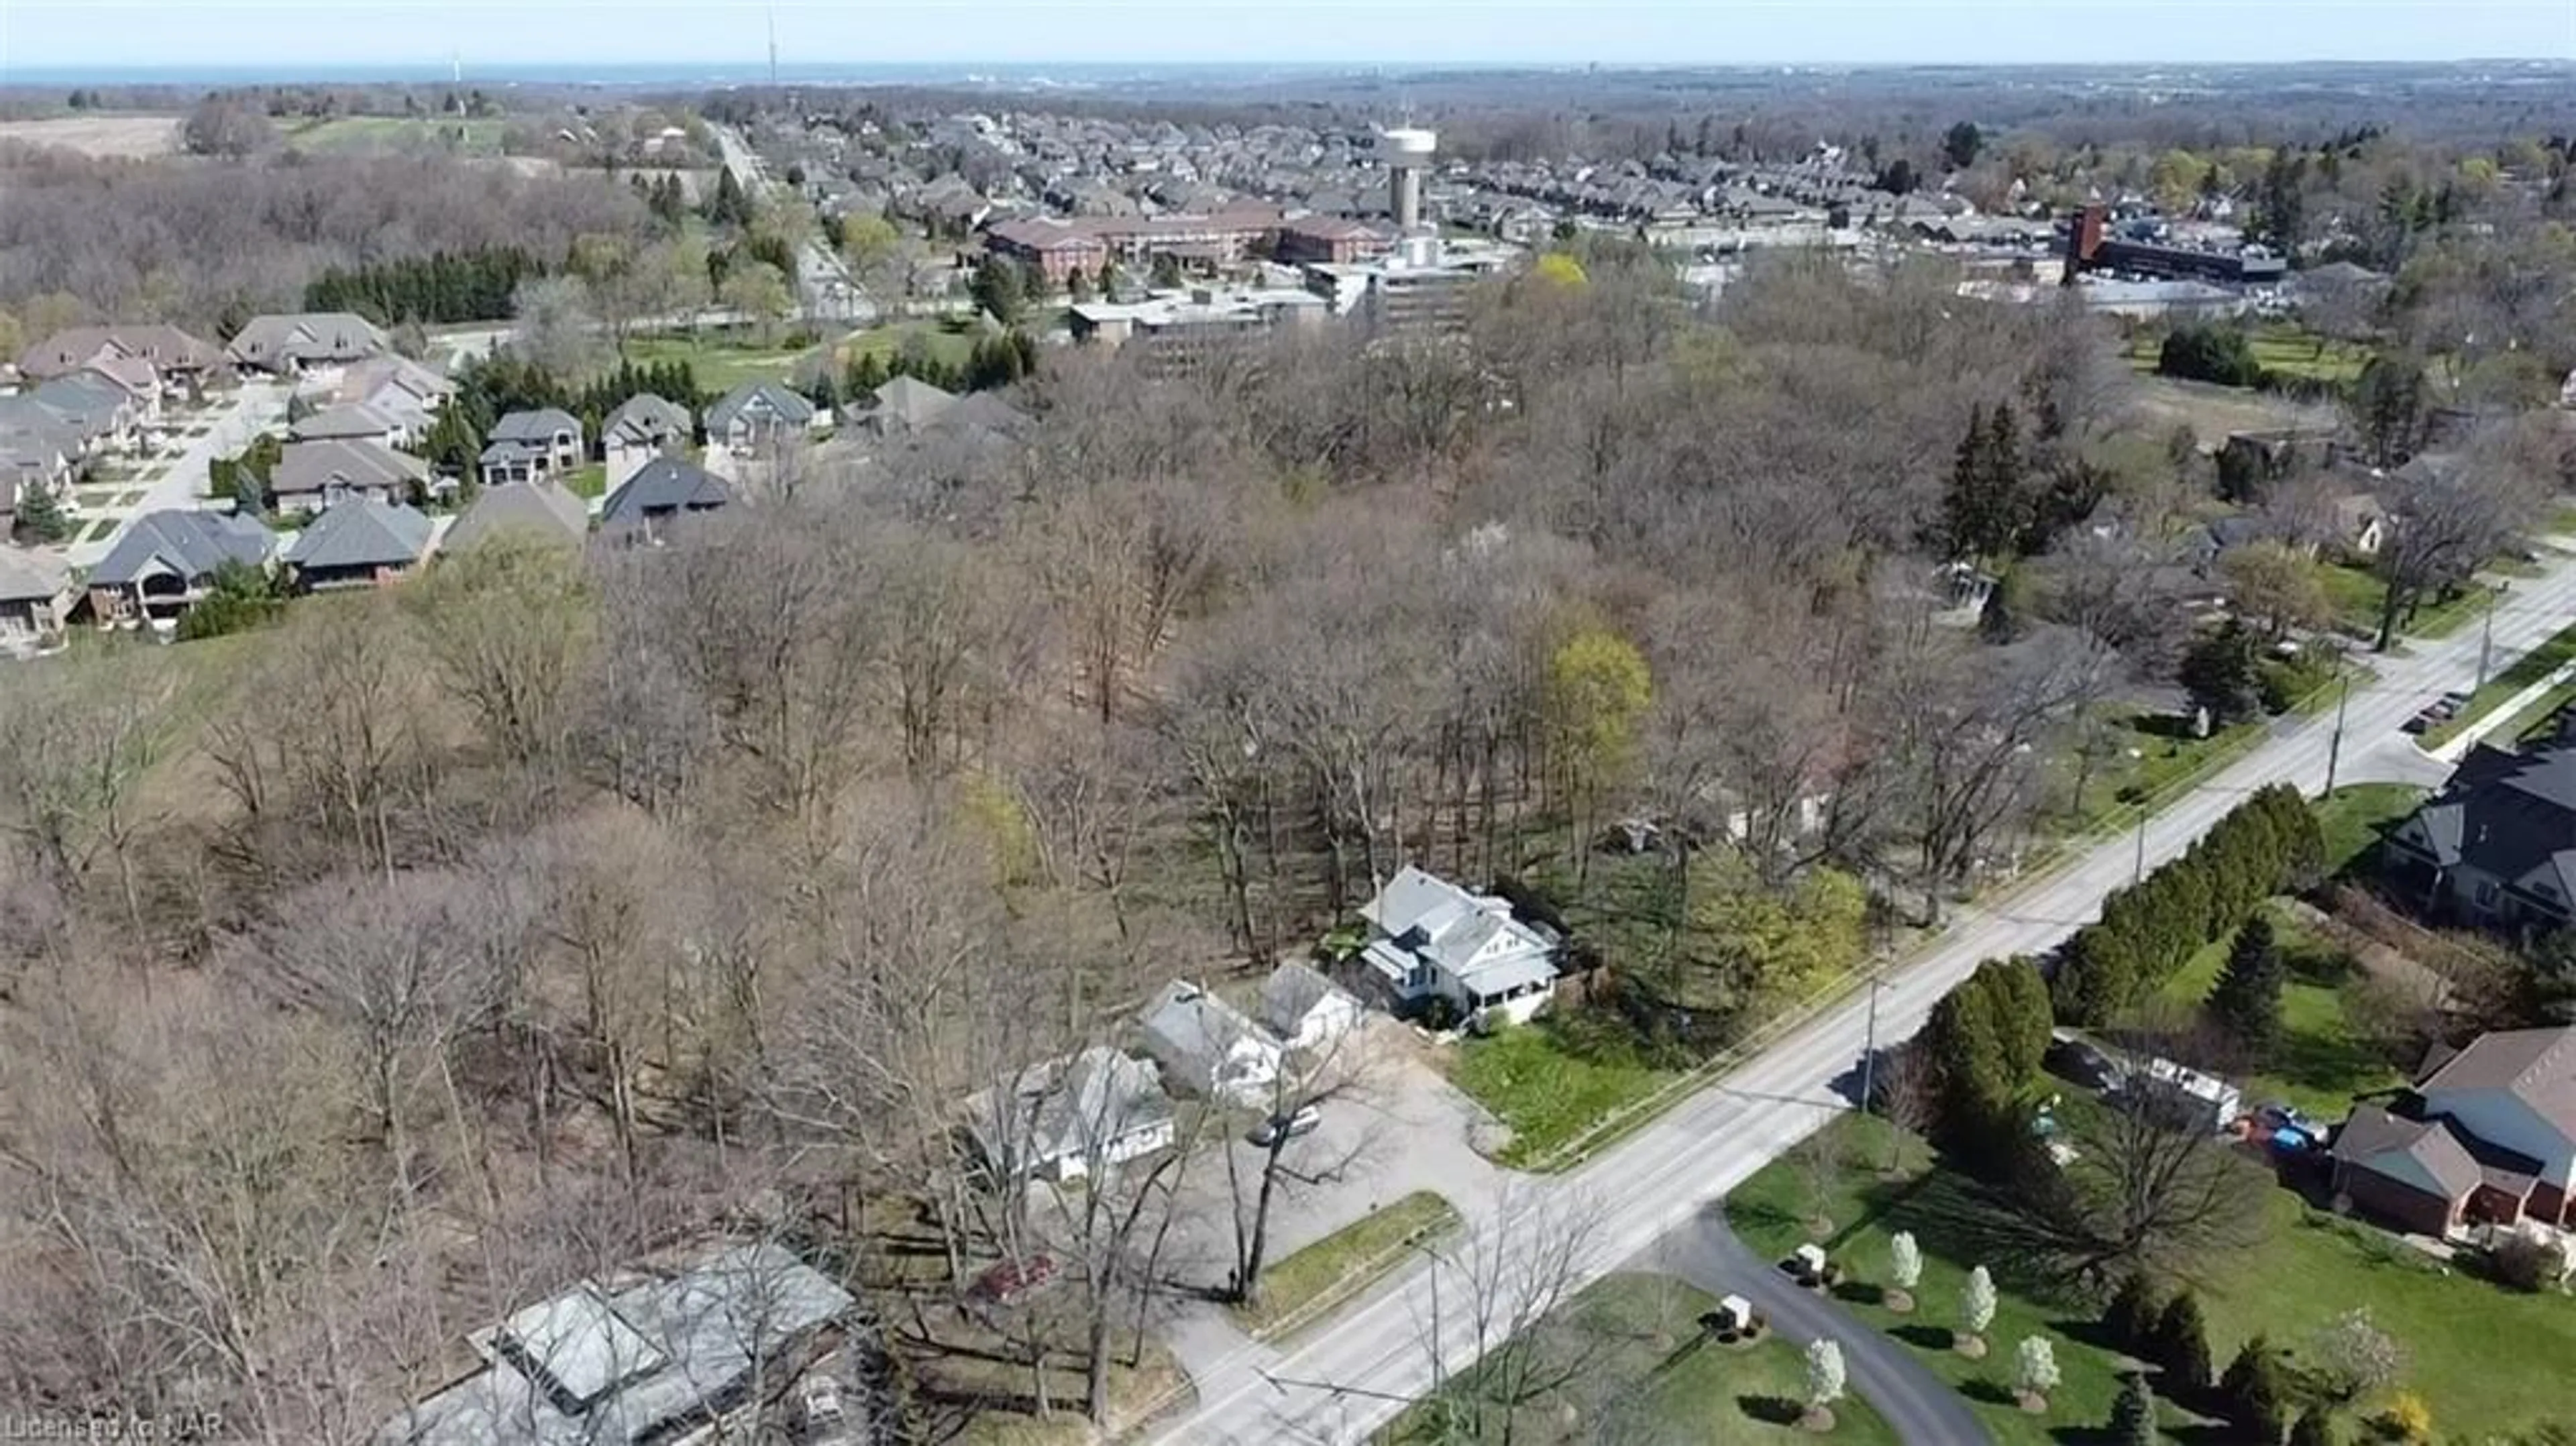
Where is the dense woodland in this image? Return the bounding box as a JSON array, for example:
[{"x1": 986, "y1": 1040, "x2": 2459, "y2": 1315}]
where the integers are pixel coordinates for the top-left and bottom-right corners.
[{"x1": 0, "y1": 66, "x2": 2573, "y2": 1437}]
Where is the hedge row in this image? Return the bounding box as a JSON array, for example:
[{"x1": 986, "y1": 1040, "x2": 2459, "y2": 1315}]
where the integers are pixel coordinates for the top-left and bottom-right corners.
[{"x1": 2049, "y1": 785, "x2": 2323, "y2": 1026}]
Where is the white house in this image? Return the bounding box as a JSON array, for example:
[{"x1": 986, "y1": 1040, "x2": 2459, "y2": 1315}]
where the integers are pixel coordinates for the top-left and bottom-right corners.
[
  {"x1": 963, "y1": 1045, "x2": 1175, "y2": 1182},
  {"x1": 1260, "y1": 961, "x2": 1366, "y2": 1053},
  {"x1": 1138, "y1": 980, "x2": 1283, "y2": 1107},
  {"x1": 2417, "y1": 1026, "x2": 2576, "y2": 1217},
  {"x1": 1360, "y1": 866, "x2": 1562, "y2": 1026}
]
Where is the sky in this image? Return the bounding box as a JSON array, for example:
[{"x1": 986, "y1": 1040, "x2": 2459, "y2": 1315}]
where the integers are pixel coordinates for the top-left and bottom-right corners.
[{"x1": 0, "y1": 0, "x2": 2569, "y2": 74}]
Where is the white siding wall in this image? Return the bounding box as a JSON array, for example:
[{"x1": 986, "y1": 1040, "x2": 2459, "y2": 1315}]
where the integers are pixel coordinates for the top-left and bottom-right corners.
[{"x1": 2428, "y1": 1091, "x2": 2575, "y2": 1188}]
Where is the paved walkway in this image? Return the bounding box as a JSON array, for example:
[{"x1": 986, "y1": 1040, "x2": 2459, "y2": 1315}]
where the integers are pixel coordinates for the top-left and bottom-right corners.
[{"x1": 1648, "y1": 1208, "x2": 1994, "y2": 1445}]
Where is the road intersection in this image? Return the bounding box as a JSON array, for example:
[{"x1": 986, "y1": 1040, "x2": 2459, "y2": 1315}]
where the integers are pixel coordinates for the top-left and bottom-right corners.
[{"x1": 1152, "y1": 541, "x2": 2576, "y2": 1444}]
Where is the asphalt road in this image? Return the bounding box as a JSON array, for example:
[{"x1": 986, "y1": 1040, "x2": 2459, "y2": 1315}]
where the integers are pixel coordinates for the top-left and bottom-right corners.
[
  {"x1": 1151, "y1": 539, "x2": 2576, "y2": 1445},
  {"x1": 1654, "y1": 1209, "x2": 1992, "y2": 1445}
]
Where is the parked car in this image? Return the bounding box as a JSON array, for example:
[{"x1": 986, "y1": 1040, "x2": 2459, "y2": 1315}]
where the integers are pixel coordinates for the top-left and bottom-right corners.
[
  {"x1": 1249, "y1": 1103, "x2": 1322, "y2": 1147},
  {"x1": 969, "y1": 1253, "x2": 1059, "y2": 1304}
]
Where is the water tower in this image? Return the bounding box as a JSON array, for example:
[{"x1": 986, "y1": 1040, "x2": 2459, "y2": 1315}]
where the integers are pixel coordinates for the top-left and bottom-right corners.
[{"x1": 1383, "y1": 127, "x2": 1436, "y2": 233}]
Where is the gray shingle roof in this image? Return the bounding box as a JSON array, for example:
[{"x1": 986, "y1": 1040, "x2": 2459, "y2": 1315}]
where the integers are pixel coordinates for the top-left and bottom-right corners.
[
  {"x1": 488, "y1": 408, "x2": 584, "y2": 445},
  {"x1": 2391, "y1": 744, "x2": 2576, "y2": 915},
  {"x1": 88, "y1": 510, "x2": 273, "y2": 588},
  {"x1": 602, "y1": 393, "x2": 692, "y2": 446},
  {"x1": 2419, "y1": 1025, "x2": 2576, "y2": 1138},
  {"x1": 600, "y1": 457, "x2": 730, "y2": 531},
  {"x1": 284, "y1": 498, "x2": 433, "y2": 571},
  {"x1": 443, "y1": 482, "x2": 588, "y2": 551},
  {"x1": 290, "y1": 402, "x2": 399, "y2": 441},
  {"x1": 705, "y1": 380, "x2": 816, "y2": 433},
  {"x1": 963, "y1": 1045, "x2": 1173, "y2": 1174},
  {"x1": 0, "y1": 544, "x2": 70, "y2": 604},
  {"x1": 226, "y1": 312, "x2": 387, "y2": 368},
  {"x1": 271, "y1": 439, "x2": 428, "y2": 500}
]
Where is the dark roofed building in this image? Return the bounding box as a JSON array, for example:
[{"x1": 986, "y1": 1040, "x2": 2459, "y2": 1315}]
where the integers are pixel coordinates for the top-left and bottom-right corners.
[
  {"x1": 443, "y1": 481, "x2": 589, "y2": 553},
  {"x1": 86, "y1": 509, "x2": 275, "y2": 626},
  {"x1": 282, "y1": 498, "x2": 435, "y2": 591},
  {"x1": 600, "y1": 457, "x2": 730, "y2": 545},
  {"x1": 2384, "y1": 743, "x2": 2576, "y2": 934}
]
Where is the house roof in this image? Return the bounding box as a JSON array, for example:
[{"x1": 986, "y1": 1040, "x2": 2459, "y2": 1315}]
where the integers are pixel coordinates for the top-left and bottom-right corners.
[
  {"x1": 443, "y1": 481, "x2": 589, "y2": 551},
  {"x1": 290, "y1": 402, "x2": 400, "y2": 441},
  {"x1": 2390, "y1": 745, "x2": 2576, "y2": 919},
  {"x1": 87, "y1": 509, "x2": 272, "y2": 587},
  {"x1": 227, "y1": 312, "x2": 388, "y2": 367},
  {"x1": 1360, "y1": 865, "x2": 1560, "y2": 994},
  {"x1": 271, "y1": 438, "x2": 429, "y2": 498},
  {"x1": 15, "y1": 323, "x2": 221, "y2": 380},
  {"x1": 600, "y1": 457, "x2": 731, "y2": 530},
  {"x1": 1139, "y1": 980, "x2": 1277, "y2": 1070},
  {"x1": 335, "y1": 353, "x2": 455, "y2": 410},
  {"x1": 1260, "y1": 961, "x2": 1356, "y2": 1034},
  {"x1": 284, "y1": 498, "x2": 434, "y2": 571},
  {"x1": 704, "y1": 380, "x2": 816, "y2": 432},
  {"x1": 602, "y1": 392, "x2": 692, "y2": 444},
  {"x1": 963, "y1": 1044, "x2": 1173, "y2": 1170},
  {"x1": 2418, "y1": 1024, "x2": 2576, "y2": 1141},
  {"x1": 374, "y1": 1240, "x2": 853, "y2": 1446},
  {"x1": 27, "y1": 373, "x2": 129, "y2": 435},
  {"x1": 0, "y1": 544, "x2": 71, "y2": 604},
  {"x1": 2332, "y1": 1103, "x2": 2484, "y2": 1203},
  {"x1": 489, "y1": 408, "x2": 584, "y2": 444},
  {"x1": 868, "y1": 375, "x2": 959, "y2": 431}
]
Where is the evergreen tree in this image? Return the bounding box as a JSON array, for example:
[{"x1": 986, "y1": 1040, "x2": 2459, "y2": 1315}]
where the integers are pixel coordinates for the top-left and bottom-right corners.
[
  {"x1": 970, "y1": 256, "x2": 1024, "y2": 326},
  {"x1": 1943, "y1": 121, "x2": 1984, "y2": 170},
  {"x1": 2219, "y1": 1337, "x2": 2293, "y2": 1443},
  {"x1": 2181, "y1": 620, "x2": 2263, "y2": 726},
  {"x1": 1939, "y1": 402, "x2": 2027, "y2": 561},
  {"x1": 2102, "y1": 1272, "x2": 2160, "y2": 1351},
  {"x1": 2207, "y1": 914, "x2": 2287, "y2": 1048},
  {"x1": 2151, "y1": 1292, "x2": 2214, "y2": 1394},
  {"x1": 2110, "y1": 1372, "x2": 2159, "y2": 1446},
  {"x1": 10, "y1": 480, "x2": 70, "y2": 544}
]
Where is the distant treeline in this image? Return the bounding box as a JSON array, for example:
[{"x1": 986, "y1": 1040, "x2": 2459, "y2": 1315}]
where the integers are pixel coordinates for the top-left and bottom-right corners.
[{"x1": 303, "y1": 246, "x2": 551, "y2": 326}]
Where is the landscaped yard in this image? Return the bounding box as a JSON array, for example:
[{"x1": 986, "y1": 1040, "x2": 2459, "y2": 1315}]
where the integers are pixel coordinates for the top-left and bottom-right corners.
[
  {"x1": 618, "y1": 332, "x2": 822, "y2": 392},
  {"x1": 2498, "y1": 675, "x2": 2576, "y2": 747},
  {"x1": 1448, "y1": 1016, "x2": 1678, "y2": 1168},
  {"x1": 835, "y1": 317, "x2": 983, "y2": 374},
  {"x1": 2147, "y1": 902, "x2": 2406, "y2": 1119},
  {"x1": 2059, "y1": 708, "x2": 2265, "y2": 839},
  {"x1": 1231, "y1": 1190, "x2": 1458, "y2": 1338},
  {"x1": 2420, "y1": 616, "x2": 2576, "y2": 749},
  {"x1": 2122, "y1": 323, "x2": 2371, "y2": 386},
  {"x1": 564, "y1": 463, "x2": 609, "y2": 500},
  {"x1": 1729, "y1": 1113, "x2": 2576, "y2": 1443},
  {"x1": 1379, "y1": 1272, "x2": 1900, "y2": 1445},
  {"x1": 2308, "y1": 783, "x2": 2428, "y2": 876},
  {"x1": 2321, "y1": 561, "x2": 2494, "y2": 645}
]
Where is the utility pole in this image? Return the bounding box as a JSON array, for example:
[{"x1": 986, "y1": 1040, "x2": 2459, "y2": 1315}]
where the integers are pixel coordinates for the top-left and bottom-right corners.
[{"x1": 2324, "y1": 669, "x2": 2352, "y2": 795}]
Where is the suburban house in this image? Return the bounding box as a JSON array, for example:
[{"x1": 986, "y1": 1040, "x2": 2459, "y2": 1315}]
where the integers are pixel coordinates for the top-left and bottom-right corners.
[
  {"x1": 600, "y1": 393, "x2": 694, "y2": 489},
  {"x1": 10, "y1": 373, "x2": 144, "y2": 456},
  {"x1": 269, "y1": 438, "x2": 430, "y2": 515},
  {"x1": 2331, "y1": 492, "x2": 2386, "y2": 559},
  {"x1": 372, "y1": 1239, "x2": 857, "y2": 1446},
  {"x1": 2383, "y1": 743, "x2": 2575, "y2": 934},
  {"x1": 290, "y1": 401, "x2": 409, "y2": 449},
  {"x1": 599, "y1": 456, "x2": 731, "y2": 545},
  {"x1": 1260, "y1": 961, "x2": 1366, "y2": 1053},
  {"x1": 282, "y1": 498, "x2": 436, "y2": 592},
  {"x1": 16, "y1": 323, "x2": 225, "y2": 398},
  {"x1": 333, "y1": 355, "x2": 455, "y2": 435},
  {"x1": 963, "y1": 1045, "x2": 1176, "y2": 1182},
  {"x1": 855, "y1": 375, "x2": 959, "y2": 437},
  {"x1": 85, "y1": 509, "x2": 275, "y2": 627},
  {"x1": 0, "y1": 408, "x2": 84, "y2": 514},
  {"x1": 225, "y1": 312, "x2": 388, "y2": 375},
  {"x1": 1137, "y1": 981, "x2": 1284, "y2": 1107},
  {"x1": 476, "y1": 408, "x2": 585, "y2": 488},
  {"x1": 1358, "y1": 865, "x2": 1563, "y2": 1025},
  {"x1": 704, "y1": 380, "x2": 819, "y2": 455},
  {"x1": 0, "y1": 545, "x2": 75, "y2": 652},
  {"x1": 2330, "y1": 1025, "x2": 2576, "y2": 1236},
  {"x1": 442, "y1": 480, "x2": 589, "y2": 553}
]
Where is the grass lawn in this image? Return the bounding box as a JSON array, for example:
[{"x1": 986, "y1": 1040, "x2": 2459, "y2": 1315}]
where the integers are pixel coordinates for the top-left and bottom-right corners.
[
  {"x1": 2061, "y1": 710, "x2": 2264, "y2": 839},
  {"x1": 2420, "y1": 617, "x2": 2576, "y2": 750},
  {"x1": 2147, "y1": 902, "x2": 2406, "y2": 1119},
  {"x1": 287, "y1": 115, "x2": 506, "y2": 156},
  {"x1": 563, "y1": 463, "x2": 609, "y2": 500},
  {"x1": 1231, "y1": 1190, "x2": 1459, "y2": 1339},
  {"x1": 617, "y1": 332, "x2": 820, "y2": 392},
  {"x1": 1380, "y1": 1272, "x2": 1900, "y2": 1445},
  {"x1": 2498, "y1": 675, "x2": 2576, "y2": 747},
  {"x1": 1448, "y1": 1017, "x2": 1680, "y2": 1168},
  {"x1": 2122, "y1": 325, "x2": 2369, "y2": 386},
  {"x1": 2308, "y1": 783, "x2": 2428, "y2": 876},
  {"x1": 835, "y1": 317, "x2": 983, "y2": 373},
  {"x1": 81, "y1": 518, "x2": 118, "y2": 543},
  {"x1": 1730, "y1": 1115, "x2": 2576, "y2": 1443},
  {"x1": 2322, "y1": 563, "x2": 2492, "y2": 645}
]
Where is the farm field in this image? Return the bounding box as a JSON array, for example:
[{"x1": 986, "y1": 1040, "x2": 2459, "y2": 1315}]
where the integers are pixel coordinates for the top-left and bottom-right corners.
[
  {"x1": 286, "y1": 115, "x2": 507, "y2": 156},
  {"x1": 0, "y1": 114, "x2": 182, "y2": 157}
]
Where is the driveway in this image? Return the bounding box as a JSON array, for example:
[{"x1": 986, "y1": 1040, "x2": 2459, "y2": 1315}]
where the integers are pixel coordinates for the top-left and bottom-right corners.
[
  {"x1": 1149, "y1": 1022, "x2": 1508, "y2": 1412},
  {"x1": 64, "y1": 381, "x2": 288, "y2": 568},
  {"x1": 1636, "y1": 1207, "x2": 1992, "y2": 1445}
]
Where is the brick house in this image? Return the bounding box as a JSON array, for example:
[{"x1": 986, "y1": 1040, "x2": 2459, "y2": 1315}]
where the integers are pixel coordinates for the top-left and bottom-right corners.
[{"x1": 2330, "y1": 1026, "x2": 2576, "y2": 1236}]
